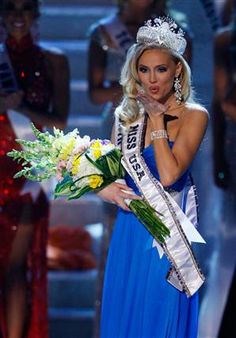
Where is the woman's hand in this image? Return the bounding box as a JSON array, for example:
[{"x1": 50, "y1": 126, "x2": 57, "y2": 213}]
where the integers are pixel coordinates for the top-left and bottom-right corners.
[
  {"x1": 136, "y1": 92, "x2": 167, "y2": 118},
  {"x1": 0, "y1": 90, "x2": 24, "y2": 114},
  {"x1": 97, "y1": 182, "x2": 140, "y2": 211}
]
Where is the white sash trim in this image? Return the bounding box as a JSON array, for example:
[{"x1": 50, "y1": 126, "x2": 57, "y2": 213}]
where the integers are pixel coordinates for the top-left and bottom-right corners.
[
  {"x1": 101, "y1": 14, "x2": 134, "y2": 56},
  {"x1": 120, "y1": 115, "x2": 205, "y2": 297}
]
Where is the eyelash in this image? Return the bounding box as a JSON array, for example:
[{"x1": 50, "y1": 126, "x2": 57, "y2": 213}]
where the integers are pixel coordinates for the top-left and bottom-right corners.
[
  {"x1": 138, "y1": 67, "x2": 148, "y2": 73},
  {"x1": 138, "y1": 67, "x2": 168, "y2": 73},
  {"x1": 158, "y1": 67, "x2": 167, "y2": 73}
]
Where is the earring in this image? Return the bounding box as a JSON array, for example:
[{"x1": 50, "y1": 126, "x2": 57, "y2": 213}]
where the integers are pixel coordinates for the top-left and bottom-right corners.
[{"x1": 174, "y1": 77, "x2": 182, "y2": 104}]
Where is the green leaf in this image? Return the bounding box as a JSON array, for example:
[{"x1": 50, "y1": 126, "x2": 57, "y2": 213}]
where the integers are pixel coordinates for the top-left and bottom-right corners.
[
  {"x1": 129, "y1": 199, "x2": 170, "y2": 244},
  {"x1": 85, "y1": 153, "x2": 104, "y2": 172},
  {"x1": 54, "y1": 176, "x2": 73, "y2": 197},
  {"x1": 95, "y1": 149, "x2": 124, "y2": 178},
  {"x1": 68, "y1": 185, "x2": 92, "y2": 200}
]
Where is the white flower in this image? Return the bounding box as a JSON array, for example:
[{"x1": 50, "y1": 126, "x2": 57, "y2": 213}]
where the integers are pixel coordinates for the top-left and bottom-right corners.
[
  {"x1": 72, "y1": 154, "x2": 102, "y2": 184},
  {"x1": 101, "y1": 143, "x2": 115, "y2": 155},
  {"x1": 72, "y1": 135, "x2": 91, "y2": 155}
]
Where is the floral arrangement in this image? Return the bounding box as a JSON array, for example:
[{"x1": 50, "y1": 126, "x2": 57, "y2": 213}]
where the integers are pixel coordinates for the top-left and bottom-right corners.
[{"x1": 7, "y1": 124, "x2": 170, "y2": 243}]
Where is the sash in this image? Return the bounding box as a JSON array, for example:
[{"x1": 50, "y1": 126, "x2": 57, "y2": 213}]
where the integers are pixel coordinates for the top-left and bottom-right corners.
[
  {"x1": 118, "y1": 115, "x2": 205, "y2": 297},
  {"x1": 0, "y1": 43, "x2": 18, "y2": 93},
  {"x1": 101, "y1": 14, "x2": 134, "y2": 56},
  {"x1": 7, "y1": 110, "x2": 54, "y2": 201}
]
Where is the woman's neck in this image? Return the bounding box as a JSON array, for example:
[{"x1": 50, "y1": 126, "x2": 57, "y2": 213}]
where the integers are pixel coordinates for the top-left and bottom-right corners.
[
  {"x1": 7, "y1": 33, "x2": 32, "y2": 44},
  {"x1": 6, "y1": 33, "x2": 34, "y2": 53},
  {"x1": 164, "y1": 95, "x2": 185, "y2": 115}
]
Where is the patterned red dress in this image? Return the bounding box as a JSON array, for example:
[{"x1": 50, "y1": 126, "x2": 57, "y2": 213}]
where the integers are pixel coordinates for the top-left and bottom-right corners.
[{"x1": 0, "y1": 34, "x2": 53, "y2": 338}]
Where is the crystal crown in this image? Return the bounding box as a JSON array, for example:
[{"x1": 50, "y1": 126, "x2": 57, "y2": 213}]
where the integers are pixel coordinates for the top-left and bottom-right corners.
[{"x1": 136, "y1": 17, "x2": 187, "y2": 55}]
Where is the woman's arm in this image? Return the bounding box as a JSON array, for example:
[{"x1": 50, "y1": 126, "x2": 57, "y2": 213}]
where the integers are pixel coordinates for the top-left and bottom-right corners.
[
  {"x1": 88, "y1": 28, "x2": 123, "y2": 105},
  {"x1": 0, "y1": 90, "x2": 24, "y2": 114},
  {"x1": 150, "y1": 107, "x2": 208, "y2": 187},
  {"x1": 212, "y1": 31, "x2": 231, "y2": 188},
  {"x1": 19, "y1": 50, "x2": 70, "y2": 129},
  {"x1": 137, "y1": 93, "x2": 208, "y2": 187},
  {"x1": 221, "y1": 85, "x2": 236, "y2": 123}
]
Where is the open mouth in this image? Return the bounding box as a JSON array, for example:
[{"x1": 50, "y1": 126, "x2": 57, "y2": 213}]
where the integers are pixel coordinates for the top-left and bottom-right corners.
[{"x1": 149, "y1": 86, "x2": 160, "y2": 94}]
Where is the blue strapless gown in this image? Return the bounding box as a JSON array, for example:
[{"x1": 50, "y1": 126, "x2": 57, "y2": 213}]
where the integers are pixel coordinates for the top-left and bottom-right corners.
[{"x1": 101, "y1": 143, "x2": 199, "y2": 338}]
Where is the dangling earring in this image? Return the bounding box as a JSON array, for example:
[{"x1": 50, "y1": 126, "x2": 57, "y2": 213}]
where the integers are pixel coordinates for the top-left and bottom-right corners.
[{"x1": 174, "y1": 76, "x2": 182, "y2": 104}]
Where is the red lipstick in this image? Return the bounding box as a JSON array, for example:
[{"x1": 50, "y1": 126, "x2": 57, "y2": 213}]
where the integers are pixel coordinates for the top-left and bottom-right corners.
[{"x1": 149, "y1": 85, "x2": 160, "y2": 94}]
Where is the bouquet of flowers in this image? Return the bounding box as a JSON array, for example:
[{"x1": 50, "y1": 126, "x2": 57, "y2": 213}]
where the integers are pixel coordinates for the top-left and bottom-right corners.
[{"x1": 7, "y1": 124, "x2": 170, "y2": 243}]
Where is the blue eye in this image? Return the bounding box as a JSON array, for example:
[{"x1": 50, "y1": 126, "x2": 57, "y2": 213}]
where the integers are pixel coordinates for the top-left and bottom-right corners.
[{"x1": 138, "y1": 66, "x2": 148, "y2": 73}]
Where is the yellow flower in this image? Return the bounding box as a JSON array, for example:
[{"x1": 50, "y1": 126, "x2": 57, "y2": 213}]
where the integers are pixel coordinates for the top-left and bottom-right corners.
[
  {"x1": 59, "y1": 138, "x2": 75, "y2": 161},
  {"x1": 71, "y1": 155, "x2": 81, "y2": 175},
  {"x1": 90, "y1": 140, "x2": 102, "y2": 159},
  {"x1": 88, "y1": 175, "x2": 103, "y2": 189}
]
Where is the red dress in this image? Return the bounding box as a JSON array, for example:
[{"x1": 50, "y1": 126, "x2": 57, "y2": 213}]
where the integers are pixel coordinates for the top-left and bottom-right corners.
[{"x1": 0, "y1": 34, "x2": 52, "y2": 338}]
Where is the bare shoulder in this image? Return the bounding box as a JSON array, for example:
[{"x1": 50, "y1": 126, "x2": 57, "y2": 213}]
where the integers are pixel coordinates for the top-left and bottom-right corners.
[
  {"x1": 183, "y1": 102, "x2": 209, "y2": 122},
  {"x1": 175, "y1": 103, "x2": 208, "y2": 145},
  {"x1": 43, "y1": 47, "x2": 68, "y2": 68},
  {"x1": 214, "y1": 26, "x2": 231, "y2": 47},
  {"x1": 178, "y1": 102, "x2": 209, "y2": 138}
]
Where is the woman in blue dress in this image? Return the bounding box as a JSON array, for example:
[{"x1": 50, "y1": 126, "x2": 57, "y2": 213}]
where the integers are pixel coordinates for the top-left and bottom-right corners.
[{"x1": 98, "y1": 17, "x2": 208, "y2": 338}]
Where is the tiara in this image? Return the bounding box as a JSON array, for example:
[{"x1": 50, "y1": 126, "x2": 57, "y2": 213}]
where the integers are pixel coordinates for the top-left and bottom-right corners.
[{"x1": 136, "y1": 17, "x2": 187, "y2": 56}]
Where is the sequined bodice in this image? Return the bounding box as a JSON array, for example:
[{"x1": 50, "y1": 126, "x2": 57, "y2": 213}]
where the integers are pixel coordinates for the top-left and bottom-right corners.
[{"x1": 0, "y1": 114, "x2": 26, "y2": 204}]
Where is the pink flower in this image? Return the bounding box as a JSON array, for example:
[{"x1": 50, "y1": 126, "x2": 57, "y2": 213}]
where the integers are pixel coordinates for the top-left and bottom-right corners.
[{"x1": 57, "y1": 160, "x2": 67, "y2": 181}]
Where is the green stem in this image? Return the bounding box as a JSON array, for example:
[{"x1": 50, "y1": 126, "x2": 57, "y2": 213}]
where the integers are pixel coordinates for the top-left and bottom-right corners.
[{"x1": 129, "y1": 200, "x2": 170, "y2": 244}]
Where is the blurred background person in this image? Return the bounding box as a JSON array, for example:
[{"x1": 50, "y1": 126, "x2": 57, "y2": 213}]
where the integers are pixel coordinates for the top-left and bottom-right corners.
[
  {"x1": 0, "y1": 0, "x2": 69, "y2": 337},
  {"x1": 218, "y1": 0, "x2": 234, "y2": 26},
  {"x1": 200, "y1": 0, "x2": 220, "y2": 31},
  {"x1": 210, "y1": 0, "x2": 236, "y2": 336},
  {"x1": 212, "y1": 1, "x2": 236, "y2": 218},
  {"x1": 218, "y1": 268, "x2": 236, "y2": 337}
]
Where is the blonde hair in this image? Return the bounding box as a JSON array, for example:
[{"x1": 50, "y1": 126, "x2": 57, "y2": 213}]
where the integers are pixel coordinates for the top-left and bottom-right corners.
[{"x1": 116, "y1": 43, "x2": 193, "y2": 126}]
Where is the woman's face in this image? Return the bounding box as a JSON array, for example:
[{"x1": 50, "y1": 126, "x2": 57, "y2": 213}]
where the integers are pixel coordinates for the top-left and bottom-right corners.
[
  {"x1": 2, "y1": 0, "x2": 37, "y2": 39},
  {"x1": 137, "y1": 48, "x2": 182, "y2": 102}
]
